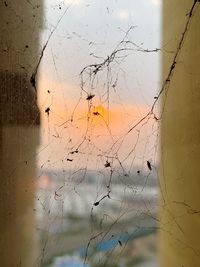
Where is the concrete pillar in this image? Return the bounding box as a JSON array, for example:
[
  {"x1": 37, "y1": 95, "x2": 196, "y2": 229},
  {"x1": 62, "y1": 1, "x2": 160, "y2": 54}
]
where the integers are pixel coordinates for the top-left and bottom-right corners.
[
  {"x1": 160, "y1": 1, "x2": 200, "y2": 266},
  {"x1": 0, "y1": 1, "x2": 43, "y2": 266}
]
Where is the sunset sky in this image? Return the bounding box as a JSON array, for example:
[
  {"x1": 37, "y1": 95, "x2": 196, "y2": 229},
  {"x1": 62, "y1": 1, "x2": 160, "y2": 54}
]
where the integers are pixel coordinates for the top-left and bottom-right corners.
[{"x1": 37, "y1": 0, "x2": 161, "y2": 170}]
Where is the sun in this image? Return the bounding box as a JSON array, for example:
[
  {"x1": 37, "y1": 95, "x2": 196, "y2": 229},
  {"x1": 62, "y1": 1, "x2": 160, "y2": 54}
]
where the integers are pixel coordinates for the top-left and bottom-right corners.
[{"x1": 92, "y1": 105, "x2": 107, "y2": 118}]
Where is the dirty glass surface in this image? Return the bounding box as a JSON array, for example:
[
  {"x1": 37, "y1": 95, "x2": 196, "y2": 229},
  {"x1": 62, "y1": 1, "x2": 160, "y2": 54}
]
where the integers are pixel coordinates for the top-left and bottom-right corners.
[
  {"x1": 1, "y1": 0, "x2": 161, "y2": 266},
  {"x1": 1, "y1": 1, "x2": 200, "y2": 266},
  {"x1": 37, "y1": 1, "x2": 161, "y2": 267}
]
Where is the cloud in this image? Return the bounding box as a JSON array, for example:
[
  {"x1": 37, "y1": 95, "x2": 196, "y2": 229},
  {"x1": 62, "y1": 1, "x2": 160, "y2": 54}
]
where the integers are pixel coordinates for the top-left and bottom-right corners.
[
  {"x1": 150, "y1": 0, "x2": 162, "y2": 6},
  {"x1": 115, "y1": 9, "x2": 130, "y2": 20}
]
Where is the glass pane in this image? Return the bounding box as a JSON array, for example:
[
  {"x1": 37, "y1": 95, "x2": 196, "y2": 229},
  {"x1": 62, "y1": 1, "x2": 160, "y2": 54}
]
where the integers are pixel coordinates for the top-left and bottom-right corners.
[
  {"x1": 37, "y1": 1, "x2": 161, "y2": 267},
  {"x1": 0, "y1": 0, "x2": 162, "y2": 266}
]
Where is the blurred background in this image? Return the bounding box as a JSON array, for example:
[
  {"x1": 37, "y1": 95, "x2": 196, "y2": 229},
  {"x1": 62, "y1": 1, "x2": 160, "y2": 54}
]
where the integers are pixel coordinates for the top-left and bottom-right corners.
[{"x1": 36, "y1": 1, "x2": 161, "y2": 266}]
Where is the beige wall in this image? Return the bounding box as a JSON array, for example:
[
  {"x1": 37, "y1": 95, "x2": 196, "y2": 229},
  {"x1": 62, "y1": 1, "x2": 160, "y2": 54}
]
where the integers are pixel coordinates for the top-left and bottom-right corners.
[
  {"x1": 0, "y1": 0, "x2": 43, "y2": 75},
  {"x1": 0, "y1": 1, "x2": 42, "y2": 266},
  {"x1": 160, "y1": 1, "x2": 200, "y2": 266},
  {"x1": 0, "y1": 127, "x2": 40, "y2": 266}
]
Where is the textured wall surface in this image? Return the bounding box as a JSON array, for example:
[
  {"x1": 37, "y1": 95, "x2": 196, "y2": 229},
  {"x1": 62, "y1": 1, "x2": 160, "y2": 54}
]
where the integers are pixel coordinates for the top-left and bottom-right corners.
[
  {"x1": 0, "y1": 1, "x2": 42, "y2": 266},
  {"x1": 160, "y1": 1, "x2": 200, "y2": 266}
]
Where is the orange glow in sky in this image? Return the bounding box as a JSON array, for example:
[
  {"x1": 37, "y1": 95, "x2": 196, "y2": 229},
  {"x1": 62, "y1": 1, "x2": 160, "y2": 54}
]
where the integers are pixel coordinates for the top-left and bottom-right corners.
[
  {"x1": 38, "y1": 72, "x2": 157, "y2": 169},
  {"x1": 38, "y1": 78, "x2": 149, "y2": 137}
]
